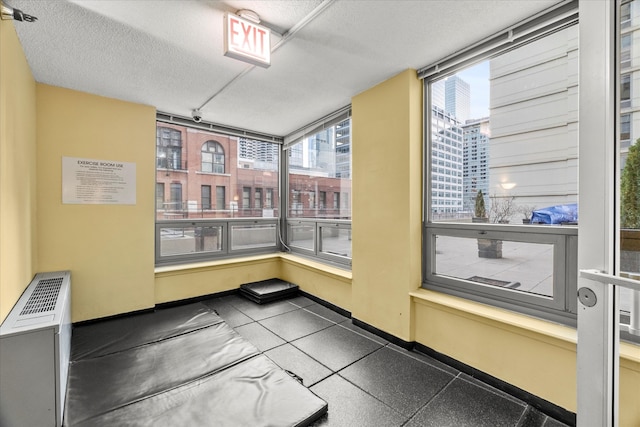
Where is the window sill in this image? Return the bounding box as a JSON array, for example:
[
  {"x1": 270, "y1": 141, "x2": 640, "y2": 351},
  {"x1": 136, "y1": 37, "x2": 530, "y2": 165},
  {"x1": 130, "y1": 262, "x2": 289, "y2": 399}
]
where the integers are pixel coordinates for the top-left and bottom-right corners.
[
  {"x1": 154, "y1": 252, "x2": 352, "y2": 282},
  {"x1": 195, "y1": 171, "x2": 231, "y2": 177},
  {"x1": 410, "y1": 288, "x2": 640, "y2": 365},
  {"x1": 155, "y1": 253, "x2": 280, "y2": 277},
  {"x1": 280, "y1": 253, "x2": 352, "y2": 282}
]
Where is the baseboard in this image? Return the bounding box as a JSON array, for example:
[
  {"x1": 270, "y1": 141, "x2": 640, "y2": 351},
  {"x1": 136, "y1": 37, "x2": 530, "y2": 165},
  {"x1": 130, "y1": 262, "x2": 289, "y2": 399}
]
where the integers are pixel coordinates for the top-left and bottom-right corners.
[
  {"x1": 299, "y1": 290, "x2": 352, "y2": 318},
  {"x1": 351, "y1": 318, "x2": 414, "y2": 350}
]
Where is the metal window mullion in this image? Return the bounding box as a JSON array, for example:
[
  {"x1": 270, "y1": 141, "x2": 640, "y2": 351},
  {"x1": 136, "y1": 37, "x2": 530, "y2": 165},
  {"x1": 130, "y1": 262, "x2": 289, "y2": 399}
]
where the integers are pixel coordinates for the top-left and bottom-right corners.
[
  {"x1": 315, "y1": 221, "x2": 321, "y2": 256},
  {"x1": 280, "y1": 143, "x2": 288, "y2": 251},
  {"x1": 552, "y1": 234, "x2": 568, "y2": 312}
]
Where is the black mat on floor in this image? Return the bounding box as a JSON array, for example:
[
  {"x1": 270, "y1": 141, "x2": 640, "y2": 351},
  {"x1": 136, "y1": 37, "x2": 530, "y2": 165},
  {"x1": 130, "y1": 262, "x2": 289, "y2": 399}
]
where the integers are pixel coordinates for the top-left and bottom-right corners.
[
  {"x1": 240, "y1": 278, "x2": 299, "y2": 304},
  {"x1": 71, "y1": 302, "x2": 223, "y2": 360},
  {"x1": 64, "y1": 302, "x2": 327, "y2": 427}
]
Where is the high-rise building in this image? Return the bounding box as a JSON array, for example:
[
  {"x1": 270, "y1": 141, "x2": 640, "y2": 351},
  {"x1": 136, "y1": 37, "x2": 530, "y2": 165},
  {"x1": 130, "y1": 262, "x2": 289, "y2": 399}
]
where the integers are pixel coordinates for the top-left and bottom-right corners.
[
  {"x1": 238, "y1": 138, "x2": 279, "y2": 170},
  {"x1": 335, "y1": 119, "x2": 351, "y2": 178},
  {"x1": 430, "y1": 76, "x2": 470, "y2": 218},
  {"x1": 431, "y1": 79, "x2": 445, "y2": 111},
  {"x1": 445, "y1": 75, "x2": 471, "y2": 123},
  {"x1": 620, "y1": 0, "x2": 640, "y2": 168},
  {"x1": 462, "y1": 118, "x2": 490, "y2": 212},
  {"x1": 488, "y1": 25, "x2": 578, "y2": 212},
  {"x1": 431, "y1": 106, "x2": 464, "y2": 215}
]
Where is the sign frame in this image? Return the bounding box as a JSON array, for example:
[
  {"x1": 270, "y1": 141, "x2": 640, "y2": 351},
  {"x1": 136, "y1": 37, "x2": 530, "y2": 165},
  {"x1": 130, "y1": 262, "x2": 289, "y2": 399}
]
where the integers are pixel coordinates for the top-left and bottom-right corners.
[{"x1": 223, "y1": 12, "x2": 271, "y2": 68}]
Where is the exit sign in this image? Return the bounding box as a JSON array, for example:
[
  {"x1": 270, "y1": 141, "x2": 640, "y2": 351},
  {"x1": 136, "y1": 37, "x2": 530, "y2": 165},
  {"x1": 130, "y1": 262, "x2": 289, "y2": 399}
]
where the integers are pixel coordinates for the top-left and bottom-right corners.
[{"x1": 224, "y1": 13, "x2": 271, "y2": 68}]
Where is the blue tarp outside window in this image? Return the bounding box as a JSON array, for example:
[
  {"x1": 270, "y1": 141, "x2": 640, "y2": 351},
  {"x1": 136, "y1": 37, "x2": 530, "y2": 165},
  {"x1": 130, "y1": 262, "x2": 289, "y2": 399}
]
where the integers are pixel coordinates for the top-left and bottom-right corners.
[{"x1": 531, "y1": 204, "x2": 578, "y2": 225}]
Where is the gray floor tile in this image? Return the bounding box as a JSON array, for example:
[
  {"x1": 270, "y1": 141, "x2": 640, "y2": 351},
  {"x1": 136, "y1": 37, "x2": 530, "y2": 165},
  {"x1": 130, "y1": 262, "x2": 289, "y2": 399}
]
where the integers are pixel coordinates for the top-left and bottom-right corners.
[
  {"x1": 338, "y1": 321, "x2": 389, "y2": 345},
  {"x1": 405, "y1": 376, "x2": 527, "y2": 427},
  {"x1": 229, "y1": 297, "x2": 300, "y2": 321},
  {"x1": 264, "y1": 343, "x2": 333, "y2": 387},
  {"x1": 518, "y1": 406, "x2": 547, "y2": 427},
  {"x1": 543, "y1": 417, "x2": 571, "y2": 427},
  {"x1": 287, "y1": 295, "x2": 317, "y2": 308},
  {"x1": 310, "y1": 374, "x2": 407, "y2": 427},
  {"x1": 340, "y1": 346, "x2": 455, "y2": 417},
  {"x1": 233, "y1": 322, "x2": 286, "y2": 352},
  {"x1": 201, "y1": 298, "x2": 253, "y2": 327},
  {"x1": 458, "y1": 372, "x2": 524, "y2": 405},
  {"x1": 394, "y1": 345, "x2": 459, "y2": 376},
  {"x1": 292, "y1": 325, "x2": 383, "y2": 371},
  {"x1": 304, "y1": 303, "x2": 350, "y2": 323},
  {"x1": 259, "y1": 309, "x2": 335, "y2": 341}
]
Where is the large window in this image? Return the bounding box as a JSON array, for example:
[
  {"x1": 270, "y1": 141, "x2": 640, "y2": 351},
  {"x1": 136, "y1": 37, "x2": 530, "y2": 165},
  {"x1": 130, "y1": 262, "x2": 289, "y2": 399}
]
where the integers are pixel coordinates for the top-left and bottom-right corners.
[
  {"x1": 422, "y1": 4, "x2": 579, "y2": 323},
  {"x1": 155, "y1": 121, "x2": 280, "y2": 265},
  {"x1": 157, "y1": 127, "x2": 183, "y2": 170},
  {"x1": 618, "y1": 0, "x2": 640, "y2": 334},
  {"x1": 201, "y1": 185, "x2": 211, "y2": 210},
  {"x1": 202, "y1": 141, "x2": 225, "y2": 174},
  {"x1": 285, "y1": 115, "x2": 352, "y2": 266}
]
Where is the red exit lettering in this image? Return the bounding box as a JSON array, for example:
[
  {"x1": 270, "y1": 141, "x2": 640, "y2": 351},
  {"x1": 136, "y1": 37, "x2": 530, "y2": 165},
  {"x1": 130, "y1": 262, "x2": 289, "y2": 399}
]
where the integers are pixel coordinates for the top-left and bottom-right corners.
[{"x1": 228, "y1": 16, "x2": 268, "y2": 60}]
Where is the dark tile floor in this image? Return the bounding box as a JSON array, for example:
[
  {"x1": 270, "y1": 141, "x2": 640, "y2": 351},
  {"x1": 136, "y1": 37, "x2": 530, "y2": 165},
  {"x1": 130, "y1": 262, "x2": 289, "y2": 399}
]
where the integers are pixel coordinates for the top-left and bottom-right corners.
[{"x1": 202, "y1": 294, "x2": 571, "y2": 427}]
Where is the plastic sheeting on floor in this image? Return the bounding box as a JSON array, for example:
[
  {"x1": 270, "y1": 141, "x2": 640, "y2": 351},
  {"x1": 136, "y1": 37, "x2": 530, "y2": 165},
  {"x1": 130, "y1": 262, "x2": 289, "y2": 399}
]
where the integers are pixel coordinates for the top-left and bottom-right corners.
[{"x1": 64, "y1": 302, "x2": 328, "y2": 426}]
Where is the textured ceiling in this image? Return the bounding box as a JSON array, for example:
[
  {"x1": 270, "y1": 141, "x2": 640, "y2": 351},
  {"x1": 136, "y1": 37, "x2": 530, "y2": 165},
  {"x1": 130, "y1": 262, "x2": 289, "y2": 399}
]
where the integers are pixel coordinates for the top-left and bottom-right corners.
[{"x1": 9, "y1": 0, "x2": 559, "y2": 136}]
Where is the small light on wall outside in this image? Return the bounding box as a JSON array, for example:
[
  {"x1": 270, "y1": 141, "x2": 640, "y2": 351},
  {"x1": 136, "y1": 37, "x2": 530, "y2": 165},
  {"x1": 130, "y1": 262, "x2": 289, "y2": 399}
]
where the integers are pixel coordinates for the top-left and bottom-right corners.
[{"x1": 500, "y1": 182, "x2": 516, "y2": 190}]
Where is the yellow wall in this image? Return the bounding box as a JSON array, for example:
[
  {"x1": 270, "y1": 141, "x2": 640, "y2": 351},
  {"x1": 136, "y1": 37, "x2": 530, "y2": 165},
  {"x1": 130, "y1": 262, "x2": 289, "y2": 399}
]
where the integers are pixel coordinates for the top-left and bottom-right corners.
[
  {"x1": 280, "y1": 254, "x2": 352, "y2": 312},
  {"x1": 0, "y1": 19, "x2": 38, "y2": 324},
  {"x1": 412, "y1": 290, "x2": 640, "y2": 426},
  {"x1": 155, "y1": 255, "x2": 281, "y2": 304},
  {"x1": 351, "y1": 69, "x2": 423, "y2": 341},
  {"x1": 36, "y1": 85, "x2": 156, "y2": 322},
  {"x1": 2, "y1": 24, "x2": 638, "y2": 423}
]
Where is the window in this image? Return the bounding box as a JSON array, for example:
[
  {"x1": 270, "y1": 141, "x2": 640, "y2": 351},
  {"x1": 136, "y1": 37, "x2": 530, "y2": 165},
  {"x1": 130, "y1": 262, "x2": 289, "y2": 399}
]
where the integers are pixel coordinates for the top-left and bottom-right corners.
[
  {"x1": 202, "y1": 141, "x2": 225, "y2": 174},
  {"x1": 170, "y1": 183, "x2": 182, "y2": 210},
  {"x1": 155, "y1": 120, "x2": 281, "y2": 265},
  {"x1": 618, "y1": 0, "x2": 640, "y2": 335},
  {"x1": 157, "y1": 127, "x2": 182, "y2": 170},
  {"x1": 287, "y1": 118, "x2": 351, "y2": 220},
  {"x1": 285, "y1": 115, "x2": 352, "y2": 266},
  {"x1": 255, "y1": 188, "x2": 262, "y2": 209},
  {"x1": 421, "y1": 5, "x2": 578, "y2": 323},
  {"x1": 242, "y1": 187, "x2": 251, "y2": 210},
  {"x1": 201, "y1": 185, "x2": 211, "y2": 210},
  {"x1": 621, "y1": 73, "x2": 631, "y2": 109},
  {"x1": 266, "y1": 188, "x2": 273, "y2": 209},
  {"x1": 156, "y1": 183, "x2": 164, "y2": 210},
  {"x1": 216, "y1": 186, "x2": 225, "y2": 210}
]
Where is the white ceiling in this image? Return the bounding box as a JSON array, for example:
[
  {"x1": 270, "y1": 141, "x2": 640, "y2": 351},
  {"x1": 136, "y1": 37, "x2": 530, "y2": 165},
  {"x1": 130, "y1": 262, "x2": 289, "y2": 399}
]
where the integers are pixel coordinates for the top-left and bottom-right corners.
[{"x1": 8, "y1": 0, "x2": 559, "y2": 137}]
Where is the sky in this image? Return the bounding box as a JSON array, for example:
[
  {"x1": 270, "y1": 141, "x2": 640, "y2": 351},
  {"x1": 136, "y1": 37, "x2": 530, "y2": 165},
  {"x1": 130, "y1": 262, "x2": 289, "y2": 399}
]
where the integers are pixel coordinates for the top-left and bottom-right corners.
[{"x1": 456, "y1": 60, "x2": 490, "y2": 120}]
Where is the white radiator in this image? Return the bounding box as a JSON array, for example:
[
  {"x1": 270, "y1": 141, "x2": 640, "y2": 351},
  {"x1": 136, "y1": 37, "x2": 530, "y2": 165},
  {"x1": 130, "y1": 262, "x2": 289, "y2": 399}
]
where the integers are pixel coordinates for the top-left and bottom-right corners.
[{"x1": 0, "y1": 271, "x2": 71, "y2": 427}]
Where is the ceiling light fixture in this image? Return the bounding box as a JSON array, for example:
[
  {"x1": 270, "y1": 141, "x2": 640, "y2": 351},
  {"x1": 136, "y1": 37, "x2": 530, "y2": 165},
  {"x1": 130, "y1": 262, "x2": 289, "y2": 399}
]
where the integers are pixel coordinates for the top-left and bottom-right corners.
[{"x1": 1, "y1": 2, "x2": 37, "y2": 22}]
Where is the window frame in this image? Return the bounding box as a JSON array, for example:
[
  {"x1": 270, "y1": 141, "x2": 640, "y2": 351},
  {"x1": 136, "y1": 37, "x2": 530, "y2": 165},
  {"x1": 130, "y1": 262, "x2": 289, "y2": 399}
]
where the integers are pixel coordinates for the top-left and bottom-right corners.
[
  {"x1": 286, "y1": 218, "x2": 352, "y2": 267},
  {"x1": 424, "y1": 223, "x2": 577, "y2": 323},
  {"x1": 201, "y1": 185, "x2": 212, "y2": 211},
  {"x1": 282, "y1": 111, "x2": 352, "y2": 269},
  {"x1": 155, "y1": 114, "x2": 284, "y2": 266},
  {"x1": 420, "y1": 1, "x2": 580, "y2": 324},
  {"x1": 155, "y1": 218, "x2": 279, "y2": 266}
]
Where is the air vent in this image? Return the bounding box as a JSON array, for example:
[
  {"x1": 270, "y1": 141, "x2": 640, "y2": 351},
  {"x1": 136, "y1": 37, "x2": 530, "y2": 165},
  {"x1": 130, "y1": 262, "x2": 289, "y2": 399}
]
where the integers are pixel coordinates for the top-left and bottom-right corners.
[
  {"x1": 20, "y1": 277, "x2": 63, "y2": 315},
  {"x1": 0, "y1": 271, "x2": 71, "y2": 427}
]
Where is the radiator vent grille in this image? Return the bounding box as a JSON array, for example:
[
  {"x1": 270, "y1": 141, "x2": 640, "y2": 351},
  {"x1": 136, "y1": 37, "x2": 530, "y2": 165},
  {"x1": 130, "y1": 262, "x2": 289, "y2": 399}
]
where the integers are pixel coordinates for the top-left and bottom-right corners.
[{"x1": 20, "y1": 277, "x2": 64, "y2": 315}]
